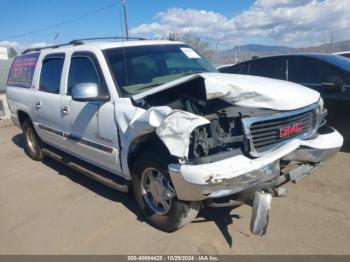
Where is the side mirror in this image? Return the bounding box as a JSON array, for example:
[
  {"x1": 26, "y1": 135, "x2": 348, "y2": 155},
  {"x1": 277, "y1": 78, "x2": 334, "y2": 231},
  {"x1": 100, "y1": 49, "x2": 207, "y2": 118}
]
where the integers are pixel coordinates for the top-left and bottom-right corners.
[
  {"x1": 321, "y1": 76, "x2": 345, "y2": 92},
  {"x1": 71, "y1": 83, "x2": 108, "y2": 102}
]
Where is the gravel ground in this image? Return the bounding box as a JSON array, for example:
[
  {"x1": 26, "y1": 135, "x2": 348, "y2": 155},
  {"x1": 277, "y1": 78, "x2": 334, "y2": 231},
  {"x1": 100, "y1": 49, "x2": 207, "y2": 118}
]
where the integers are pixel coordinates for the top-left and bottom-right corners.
[{"x1": 0, "y1": 124, "x2": 350, "y2": 254}]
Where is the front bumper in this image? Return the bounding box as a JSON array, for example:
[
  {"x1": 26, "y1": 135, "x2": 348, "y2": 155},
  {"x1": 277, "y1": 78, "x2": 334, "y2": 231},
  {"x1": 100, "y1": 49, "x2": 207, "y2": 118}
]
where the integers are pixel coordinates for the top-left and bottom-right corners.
[{"x1": 169, "y1": 127, "x2": 343, "y2": 201}]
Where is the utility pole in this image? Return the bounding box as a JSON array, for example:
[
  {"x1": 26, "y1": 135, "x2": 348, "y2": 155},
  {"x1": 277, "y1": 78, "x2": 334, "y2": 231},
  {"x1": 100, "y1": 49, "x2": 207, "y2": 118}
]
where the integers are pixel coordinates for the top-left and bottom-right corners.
[
  {"x1": 121, "y1": 0, "x2": 129, "y2": 39},
  {"x1": 216, "y1": 40, "x2": 221, "y2": 67},
  {"x1": 234, "y1": 46, "x2": 237, "y2": 63},
  {"x1": 330, "y1": 32, "x2": 333, "y2": 53}
]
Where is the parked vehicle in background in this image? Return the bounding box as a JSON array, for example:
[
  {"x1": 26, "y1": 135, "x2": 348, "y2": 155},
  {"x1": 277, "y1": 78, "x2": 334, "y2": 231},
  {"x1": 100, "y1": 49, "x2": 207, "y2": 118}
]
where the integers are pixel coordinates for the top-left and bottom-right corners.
[
  {"x1": 6, "y1": 39, "x2": 343, "y2": 235},
  {"x1": 219, "y1": 54, "x2": 350, "y2": 140},
  {"x1": 334, "y1": 51, "x2": 350, "y2": 59}
]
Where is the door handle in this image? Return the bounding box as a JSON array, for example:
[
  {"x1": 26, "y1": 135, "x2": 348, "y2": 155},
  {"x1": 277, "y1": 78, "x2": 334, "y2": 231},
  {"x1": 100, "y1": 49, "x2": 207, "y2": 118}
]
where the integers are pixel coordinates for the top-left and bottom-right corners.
[
  {"x1": 61, "y1": 105, "x2": 70, "y2": 115},
  {"x1": 35, "y1": 101, "x2": 41, "y2": 110}
]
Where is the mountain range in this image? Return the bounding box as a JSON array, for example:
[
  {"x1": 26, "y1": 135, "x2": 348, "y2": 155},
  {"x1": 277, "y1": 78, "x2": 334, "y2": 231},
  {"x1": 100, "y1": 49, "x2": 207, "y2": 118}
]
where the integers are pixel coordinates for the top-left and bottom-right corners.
[{"x1": 219, "y1": 39, "x2": 350, "y2": 64}]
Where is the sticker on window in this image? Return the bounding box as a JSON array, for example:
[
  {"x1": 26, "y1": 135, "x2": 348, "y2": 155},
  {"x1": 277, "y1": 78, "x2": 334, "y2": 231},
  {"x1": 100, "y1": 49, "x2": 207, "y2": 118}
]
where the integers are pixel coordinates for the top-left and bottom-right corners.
[
  {"x1": 180, "y1": 48, "x2": 201, "y2": 59},
  {"x1": 7, "y1": 52, "x2": 40, "y2": 88}
]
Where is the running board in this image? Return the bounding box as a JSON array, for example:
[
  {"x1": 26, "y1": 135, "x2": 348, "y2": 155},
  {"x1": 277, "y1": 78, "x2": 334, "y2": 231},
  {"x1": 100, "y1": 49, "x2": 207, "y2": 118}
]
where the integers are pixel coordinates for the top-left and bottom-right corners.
[{"x1": 42, "y1": 147, "x2": 129, "y2": 193}]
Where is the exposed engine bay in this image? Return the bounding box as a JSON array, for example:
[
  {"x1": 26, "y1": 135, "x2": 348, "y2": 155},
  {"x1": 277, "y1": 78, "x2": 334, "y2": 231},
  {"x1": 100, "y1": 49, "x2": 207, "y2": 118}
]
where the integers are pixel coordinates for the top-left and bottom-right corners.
[{"x1": 134, "y1": 77, "x2": 278, "y2": 161}]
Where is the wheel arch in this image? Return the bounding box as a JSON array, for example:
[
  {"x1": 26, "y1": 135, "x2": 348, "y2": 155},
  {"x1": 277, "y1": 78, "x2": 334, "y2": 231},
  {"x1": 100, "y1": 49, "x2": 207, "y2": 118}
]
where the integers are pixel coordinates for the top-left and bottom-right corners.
[
  {"x1": 127, "y1": 133, "x2": 178, "y2": 176},
  {"x1": 17, "y1": 110, "x2": 31, "y2": 127}
]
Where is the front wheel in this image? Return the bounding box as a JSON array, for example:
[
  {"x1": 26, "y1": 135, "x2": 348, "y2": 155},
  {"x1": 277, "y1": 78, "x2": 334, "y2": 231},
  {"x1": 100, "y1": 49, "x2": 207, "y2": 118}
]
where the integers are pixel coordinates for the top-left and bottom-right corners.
[{"x1": 132, "y1": 152, "x2": 201, "y2": 232}]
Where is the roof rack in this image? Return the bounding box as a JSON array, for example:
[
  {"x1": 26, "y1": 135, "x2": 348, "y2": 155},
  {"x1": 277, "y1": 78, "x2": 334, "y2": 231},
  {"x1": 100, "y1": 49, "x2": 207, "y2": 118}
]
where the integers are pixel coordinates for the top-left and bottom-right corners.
[
  {"x1": 21, "y1": 41, "x2": 81, "y2": 54},
  {"x1": 71, "y1": 36, "x2": 146, "y2": 42},
  {"x1": 21, "y1": 36, "x2": 146, "y2": 54}
]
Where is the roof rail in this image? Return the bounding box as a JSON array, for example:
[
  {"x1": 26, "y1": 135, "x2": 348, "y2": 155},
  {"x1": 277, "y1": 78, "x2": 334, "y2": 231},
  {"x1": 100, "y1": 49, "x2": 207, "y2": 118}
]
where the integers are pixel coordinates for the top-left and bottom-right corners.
[
  {"x1": 71, "y1": 36, "x2": 146, "y2": 42},
  {"x1": 21, "y1": 41, "x2": 83, "y2": 54},
  {"x1": 21, "y1": 36, "x2": 146, "y2": 54}
]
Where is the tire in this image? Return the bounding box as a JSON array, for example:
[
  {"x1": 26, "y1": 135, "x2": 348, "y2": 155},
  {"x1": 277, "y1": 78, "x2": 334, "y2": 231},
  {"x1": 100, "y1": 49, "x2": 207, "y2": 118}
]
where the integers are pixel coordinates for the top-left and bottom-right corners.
[
  {"x1": 22, "y1": 119, "x2": 45, "y2": 161},
  {"x1": 131, "y1": 152, "x2": 201, "y2": 232}
]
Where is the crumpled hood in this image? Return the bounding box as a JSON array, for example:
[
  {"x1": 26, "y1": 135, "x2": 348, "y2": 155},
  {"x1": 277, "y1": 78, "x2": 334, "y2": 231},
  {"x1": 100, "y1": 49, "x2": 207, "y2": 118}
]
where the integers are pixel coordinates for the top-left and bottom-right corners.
[{"x1": 132, "y1": 72, "x2": 320, "y2": 111}]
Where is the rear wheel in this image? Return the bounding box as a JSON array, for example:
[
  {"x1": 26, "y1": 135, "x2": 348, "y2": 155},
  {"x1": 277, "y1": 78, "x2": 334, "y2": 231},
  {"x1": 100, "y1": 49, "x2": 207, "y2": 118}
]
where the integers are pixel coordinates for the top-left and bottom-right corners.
[
  {"x1": 132, "y1": 152, "x2": 201, "y2": 232},
  {"x1": 22, "y1": 120, "x2": 45, "y2": 161}
]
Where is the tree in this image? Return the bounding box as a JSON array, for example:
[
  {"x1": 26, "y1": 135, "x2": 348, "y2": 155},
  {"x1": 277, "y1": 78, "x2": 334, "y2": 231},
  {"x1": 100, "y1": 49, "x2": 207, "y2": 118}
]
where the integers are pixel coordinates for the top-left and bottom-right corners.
[
  {"x1": 162, "y1": 33, "x2": 214, "y2": 62},
  {"x1": 7, "y1": 47, "x2": 17, "y2": 58}
]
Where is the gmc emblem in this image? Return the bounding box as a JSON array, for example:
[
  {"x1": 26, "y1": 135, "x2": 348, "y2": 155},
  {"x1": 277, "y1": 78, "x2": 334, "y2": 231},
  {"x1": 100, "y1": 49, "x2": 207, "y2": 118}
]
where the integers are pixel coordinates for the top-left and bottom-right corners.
[{"x1": 279, "y1": 122, "x2": 303, "y2": 138}]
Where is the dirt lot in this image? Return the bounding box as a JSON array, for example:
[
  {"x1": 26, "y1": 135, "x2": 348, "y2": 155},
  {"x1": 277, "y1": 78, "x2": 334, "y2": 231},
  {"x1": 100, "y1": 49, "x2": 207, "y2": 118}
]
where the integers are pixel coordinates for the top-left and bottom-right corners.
[{"x1": 0, "y1": 124, "x2": 350, "y2": 254}]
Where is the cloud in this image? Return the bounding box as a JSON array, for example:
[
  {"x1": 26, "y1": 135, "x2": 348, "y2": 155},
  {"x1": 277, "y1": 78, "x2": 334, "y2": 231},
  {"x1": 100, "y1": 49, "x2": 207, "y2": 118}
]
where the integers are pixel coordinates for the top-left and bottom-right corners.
[
  {"x1": 0, "y1": 41, "x2": 52, "y2": 52},
  {"x1": 130, "y1": 0, "x2": 350, "y2": 47},
  {"x1": 0, "y1": 41, "x2": 20, "y2": 49}
]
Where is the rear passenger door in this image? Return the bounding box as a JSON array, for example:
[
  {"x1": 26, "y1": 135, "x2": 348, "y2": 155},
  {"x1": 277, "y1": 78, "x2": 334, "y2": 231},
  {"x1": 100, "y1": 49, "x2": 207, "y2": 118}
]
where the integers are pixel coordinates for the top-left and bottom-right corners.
[{"x1": 34, "y1": 53, "x2": 67, "y2": 148}]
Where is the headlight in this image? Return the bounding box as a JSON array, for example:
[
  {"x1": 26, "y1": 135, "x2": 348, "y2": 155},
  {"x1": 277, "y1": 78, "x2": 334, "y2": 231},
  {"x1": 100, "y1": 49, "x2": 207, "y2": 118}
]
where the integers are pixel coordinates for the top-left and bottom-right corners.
[{"x1": 319, "y1": 97, "x2": 324, "y2": 111}]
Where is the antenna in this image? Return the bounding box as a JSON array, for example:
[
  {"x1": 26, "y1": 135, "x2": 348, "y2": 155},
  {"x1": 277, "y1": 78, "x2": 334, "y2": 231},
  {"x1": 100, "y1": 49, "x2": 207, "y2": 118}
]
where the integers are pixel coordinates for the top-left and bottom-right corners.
[
  {"x1": 121, "y1": 0, "x2": 129, "y2": 39},
  {"x1": 53, "y1": 33, "x2": 60, "y2": 44}
]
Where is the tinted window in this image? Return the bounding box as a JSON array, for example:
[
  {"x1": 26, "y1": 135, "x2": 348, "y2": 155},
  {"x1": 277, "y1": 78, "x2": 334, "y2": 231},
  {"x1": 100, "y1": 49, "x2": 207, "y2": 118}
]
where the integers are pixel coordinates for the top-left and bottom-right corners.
[
  {"x1": 288, "y1": 57, "x2": 344, "y2": 84},
  {"x1": 67, "y1": 56, "x2": 100, "y2": 95},
  {"x1": 250, "y1": 58, "x2": 286, "y2": 80},
  {"x1": 220, "y1": 63, "x2": 249, "y2": 74},
  {"x1": 39, "y1": 57, "x2": 64, "y2": 93}
]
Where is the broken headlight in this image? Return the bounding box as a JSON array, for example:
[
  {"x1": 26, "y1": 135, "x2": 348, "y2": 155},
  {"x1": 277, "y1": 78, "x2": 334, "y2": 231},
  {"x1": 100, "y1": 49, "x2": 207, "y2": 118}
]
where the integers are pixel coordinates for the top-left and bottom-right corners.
[{"x1": 188, "y1": 116, "x2": 244, "y2": 160}]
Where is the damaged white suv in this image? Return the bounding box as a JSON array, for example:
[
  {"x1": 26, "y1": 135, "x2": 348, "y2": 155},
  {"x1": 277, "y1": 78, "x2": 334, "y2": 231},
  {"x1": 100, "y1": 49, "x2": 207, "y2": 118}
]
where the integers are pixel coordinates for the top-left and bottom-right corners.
[{"x1": 6, "y1": 39, "x2": 343, "y2": 235}]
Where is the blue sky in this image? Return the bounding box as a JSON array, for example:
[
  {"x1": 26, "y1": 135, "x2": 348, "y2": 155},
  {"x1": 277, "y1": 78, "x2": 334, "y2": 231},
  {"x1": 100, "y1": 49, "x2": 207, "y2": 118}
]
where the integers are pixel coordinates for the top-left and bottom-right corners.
[
  {"x1": 0, "y1": 0, "x2": 349, "y2": 50},
  {"x1": 0, "y1": 0, "x2": 253, "y2": 43}
]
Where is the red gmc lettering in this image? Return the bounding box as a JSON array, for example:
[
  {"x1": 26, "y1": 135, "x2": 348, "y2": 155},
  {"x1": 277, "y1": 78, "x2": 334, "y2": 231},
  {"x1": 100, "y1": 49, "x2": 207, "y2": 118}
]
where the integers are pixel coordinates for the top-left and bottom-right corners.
[{"x1": 279, "y1": 122, "x2": 303, "y2": 138}]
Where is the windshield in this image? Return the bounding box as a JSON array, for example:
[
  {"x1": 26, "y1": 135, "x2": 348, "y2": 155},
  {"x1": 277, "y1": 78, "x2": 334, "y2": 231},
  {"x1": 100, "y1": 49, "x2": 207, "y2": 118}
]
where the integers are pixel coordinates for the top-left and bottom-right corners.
[
  {"x1": 104, "y1": 44, "x2": 217, "y2": 96},
  {"x1": 340, "y1": 53, "x2": 350, "y2": 59},
  {"x1": 320, "y1": 55, "x2": 350, "y2": 72}
]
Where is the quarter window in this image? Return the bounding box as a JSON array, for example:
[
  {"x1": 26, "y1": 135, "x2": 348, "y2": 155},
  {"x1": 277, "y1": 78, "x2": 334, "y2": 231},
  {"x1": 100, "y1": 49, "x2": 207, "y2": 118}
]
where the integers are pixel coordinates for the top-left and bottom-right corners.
[
  {"x1": 39, "y1": 57, "x2": 64, "y2": 94},
  {"x1": 67, "y1": 56, "x2": 100, "y2": 95}
]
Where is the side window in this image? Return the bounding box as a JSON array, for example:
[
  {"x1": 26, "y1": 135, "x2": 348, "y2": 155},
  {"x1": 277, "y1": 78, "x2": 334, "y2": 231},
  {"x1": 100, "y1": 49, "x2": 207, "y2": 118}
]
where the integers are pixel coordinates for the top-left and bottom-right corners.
[
  {"x1": 67, "y1": 56, "x2": 100, "y2": 95},
  {"x1": 39, "y1": 57, "x2": 64, "y2": 94},
  {"x1": 288, "y1": 57, "x2": 341, "y2": 84},
  {"x1": 250, "y1": 58, "x2": 286, "y2": 80}
]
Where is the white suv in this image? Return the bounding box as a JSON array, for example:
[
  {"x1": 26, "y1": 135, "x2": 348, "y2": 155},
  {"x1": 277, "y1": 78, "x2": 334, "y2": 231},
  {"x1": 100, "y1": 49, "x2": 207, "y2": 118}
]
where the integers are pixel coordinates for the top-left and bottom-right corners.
[{"x1": 6, "y1": 38, "x2": 343, "y2": 235}]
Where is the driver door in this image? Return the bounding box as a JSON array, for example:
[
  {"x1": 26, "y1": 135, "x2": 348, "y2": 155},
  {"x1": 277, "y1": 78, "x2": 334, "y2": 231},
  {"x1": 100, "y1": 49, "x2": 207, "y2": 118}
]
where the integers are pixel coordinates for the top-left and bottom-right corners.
[{"x1": 61, "y1": 52, "x2": 121, "y2": 174}]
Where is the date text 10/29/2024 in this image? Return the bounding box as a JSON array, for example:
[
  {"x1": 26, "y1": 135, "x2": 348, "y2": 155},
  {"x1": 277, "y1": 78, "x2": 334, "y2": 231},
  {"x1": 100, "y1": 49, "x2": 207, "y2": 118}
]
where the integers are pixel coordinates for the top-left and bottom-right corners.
[{"x1": 127, "y1": 256, "x2": 219, "y2": 261}]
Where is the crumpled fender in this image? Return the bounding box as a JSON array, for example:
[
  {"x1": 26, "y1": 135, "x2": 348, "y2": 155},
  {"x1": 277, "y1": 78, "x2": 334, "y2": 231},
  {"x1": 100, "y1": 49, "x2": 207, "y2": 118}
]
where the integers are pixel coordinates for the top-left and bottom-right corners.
[
  {"x1": 114, "y1": 99, "x2": 207, "y2": 177},
  {"x1": 121, "y1": 106, "x2": 173, "y2": 142},
  {"x1": 156, "y1": 111, "x2": 209, "y2": 158}
]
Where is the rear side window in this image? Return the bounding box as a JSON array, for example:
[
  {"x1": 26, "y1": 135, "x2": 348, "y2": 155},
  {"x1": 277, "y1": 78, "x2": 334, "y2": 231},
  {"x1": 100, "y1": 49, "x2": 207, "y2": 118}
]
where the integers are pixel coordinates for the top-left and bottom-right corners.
[
  {"x1": 67, "y1": 56, "x2": 100, "y2": 95},
  {"x1": 250, "y1": 58, "x2": 287, "y2": 80},
  {"x1": 7, "y1": 53, "x2": 40, "y2": 88},
  {"x1": 39, "y1": 57, "x2": 64, "y2": 94}
]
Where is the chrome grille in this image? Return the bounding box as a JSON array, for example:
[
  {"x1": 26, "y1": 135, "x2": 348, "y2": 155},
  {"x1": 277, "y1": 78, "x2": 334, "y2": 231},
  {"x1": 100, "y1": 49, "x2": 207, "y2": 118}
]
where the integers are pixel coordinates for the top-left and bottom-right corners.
[{"x1": 242, "y1": 103, "x2": 319, "y2": 156}]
